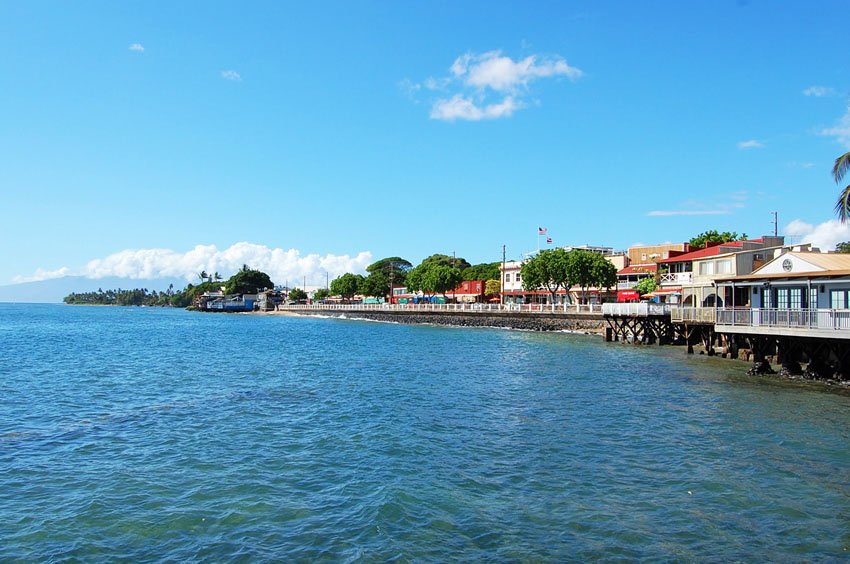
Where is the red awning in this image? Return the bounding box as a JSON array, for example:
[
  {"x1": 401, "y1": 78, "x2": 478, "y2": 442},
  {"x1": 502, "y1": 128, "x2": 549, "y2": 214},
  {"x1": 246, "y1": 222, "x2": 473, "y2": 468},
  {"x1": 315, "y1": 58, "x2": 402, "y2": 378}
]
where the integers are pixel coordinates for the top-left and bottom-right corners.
[{"x1": 617, "y1": 290, "x2": 640, "y2": 302}]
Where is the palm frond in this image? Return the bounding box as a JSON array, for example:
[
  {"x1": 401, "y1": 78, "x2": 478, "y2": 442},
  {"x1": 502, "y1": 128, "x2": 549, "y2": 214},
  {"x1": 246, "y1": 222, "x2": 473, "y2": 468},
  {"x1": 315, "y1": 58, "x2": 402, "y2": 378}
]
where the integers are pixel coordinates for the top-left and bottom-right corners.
[
  {"x1": 835, "y1": 185, "x2": 850, "y2": 222},
  {"x1": 833, "y1": 152, "x2": 850, "y2": 184}
]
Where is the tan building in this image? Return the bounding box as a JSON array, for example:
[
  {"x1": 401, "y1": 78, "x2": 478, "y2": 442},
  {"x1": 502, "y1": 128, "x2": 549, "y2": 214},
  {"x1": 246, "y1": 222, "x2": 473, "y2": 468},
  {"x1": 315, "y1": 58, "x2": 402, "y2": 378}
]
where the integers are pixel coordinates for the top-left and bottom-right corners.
[{"x1": 627, "y1": 243, "x2": 690, "y2": 266}]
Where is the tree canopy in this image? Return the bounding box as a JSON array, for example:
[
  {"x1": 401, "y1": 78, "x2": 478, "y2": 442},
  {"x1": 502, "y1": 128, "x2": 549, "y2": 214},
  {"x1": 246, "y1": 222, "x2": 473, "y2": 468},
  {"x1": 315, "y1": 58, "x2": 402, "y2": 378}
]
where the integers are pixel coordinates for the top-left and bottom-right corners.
[
  {"x1": 419, "y1": 253, "x2": 472, "y2": 271},
  {"x1": 836, "y1": 241, "x2": 850, "y2": 254},
  {"x1": 834, "y1": 152, "x2": 850, "y2": 222},
  {"x1": 288, "y1": 288, "x2": 308, "y2": 301},
  {"x1": 224, "y1": 266, "x2": 274, "y2": 295},
  {"x1": 635, "y1": 276, "x2": 657, "y2": 295},
  {"x1": 688, "y1": 230, "x2": 747, "y2": 249},
  {"x1": 330, "y1": 273, "x2": 363, "y2": 301},
  {"x1": 405, "y1": 262, "x2": 462, "y2": 297},
  {"x1": 520, "y1": 248, "x2": 571, "y2": 303},
  {"x1": 567, "y1": 249, "x2": 618, "y2": 303},
  {"x1": 484, "y1": 279, "x2": 501, "y2": 297},
  {"x1": 313, "y1": 288, "x2": 330, "y2": 301},
  {"x1": 462, "y1": 262, "x2": 501, "y2": 281}
]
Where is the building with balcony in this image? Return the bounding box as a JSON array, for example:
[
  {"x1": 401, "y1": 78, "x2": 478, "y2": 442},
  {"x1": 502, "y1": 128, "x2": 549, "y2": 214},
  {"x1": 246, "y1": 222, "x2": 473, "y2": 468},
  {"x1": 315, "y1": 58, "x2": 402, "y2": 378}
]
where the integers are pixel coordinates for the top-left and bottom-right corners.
[{"x1": 656, "y1": 236, "x2": 787, "y2": 306}]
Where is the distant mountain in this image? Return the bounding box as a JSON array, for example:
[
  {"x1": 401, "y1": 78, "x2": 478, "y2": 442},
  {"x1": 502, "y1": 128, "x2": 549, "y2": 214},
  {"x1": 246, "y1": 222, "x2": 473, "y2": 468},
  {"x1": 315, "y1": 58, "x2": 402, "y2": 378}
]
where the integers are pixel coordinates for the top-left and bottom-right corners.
[{"x1": 0, "y1": 276, "x2": 190, "y2": 304}]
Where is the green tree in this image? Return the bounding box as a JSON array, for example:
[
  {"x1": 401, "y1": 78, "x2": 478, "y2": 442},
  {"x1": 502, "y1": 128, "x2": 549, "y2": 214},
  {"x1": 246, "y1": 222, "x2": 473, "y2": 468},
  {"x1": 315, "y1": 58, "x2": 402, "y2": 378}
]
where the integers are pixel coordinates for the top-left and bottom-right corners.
[
  {"x1": 835, "y1": 241, "x2": 850, "y2": 253},
  {"x1": 330, "y1": 273, "x2": 363, "y2": 302},
  {"x1": 566, "y1": 250, "x2": 617, "y2": 304},
  {"x1": 420, "y1": 253, "x2": 472, "y2": 271},
  {"x1": 635, "y1": 276, "x2": 658, "y2": 295},
  {"x1": 405, "y1": 262, "x2": 461, "y2": 298},
  {"x1": 288, "y1": 288, "x2": 308, "y2": 301},
  {"x1": 834, "y1": 152, "x2": 850, "y2": 222},
  {"x1": 520, "y1": 248, "x2": 571, "y2": 304},
  {"x1": 688, "y1": 230, "x2": 747, "y2": 249},
  {"x1": 422, "y1": 264, "x2": 462, "y2": 298},
  {"x1": 313, "y1": 288, "x2": 330, "y2": 301},
  {"x1": 366, "y1": 257, "x2": 413, "y2": 289},
  {"x1": 359, "y1": 271, "x2": 389, "y2": 298},
  {"x1": 224, "y1": 267, "x2": 273, "y2": 294},
  {"x1": 484, "y1": 279, "x2": 501, "y2": 296},
  {"x1": 462, "y1": 262, "x2": 501, "y2": 281}
]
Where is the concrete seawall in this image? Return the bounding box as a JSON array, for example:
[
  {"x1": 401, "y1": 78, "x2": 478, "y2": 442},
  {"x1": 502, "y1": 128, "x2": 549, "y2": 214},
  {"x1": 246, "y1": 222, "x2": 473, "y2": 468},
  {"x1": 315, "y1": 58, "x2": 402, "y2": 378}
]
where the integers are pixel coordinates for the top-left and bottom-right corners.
[{"x1": 275, "y1": 309, "x2": 605, "y2": 334}]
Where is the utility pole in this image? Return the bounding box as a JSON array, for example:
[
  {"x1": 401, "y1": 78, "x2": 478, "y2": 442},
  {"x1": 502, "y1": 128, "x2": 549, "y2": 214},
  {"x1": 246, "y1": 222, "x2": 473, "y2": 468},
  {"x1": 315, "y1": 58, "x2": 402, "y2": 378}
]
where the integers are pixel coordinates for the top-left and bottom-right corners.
[
  {"x1": 501, "y1": 244, "x2": 506, "y2": 306},
  {"x1": 772, "y1": 211, "x2": 778, "y2": 237}
]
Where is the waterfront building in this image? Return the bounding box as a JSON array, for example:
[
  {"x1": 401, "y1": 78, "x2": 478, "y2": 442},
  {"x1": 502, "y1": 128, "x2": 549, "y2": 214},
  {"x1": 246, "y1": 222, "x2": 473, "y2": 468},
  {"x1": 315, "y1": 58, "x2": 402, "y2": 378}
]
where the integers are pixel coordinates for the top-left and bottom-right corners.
[
  {"x1": 656, "y1": 236, "x2": 787, "y2": 306},
  {"x1": 707, "y1": 251, "x2": 850, "y2": 377}
]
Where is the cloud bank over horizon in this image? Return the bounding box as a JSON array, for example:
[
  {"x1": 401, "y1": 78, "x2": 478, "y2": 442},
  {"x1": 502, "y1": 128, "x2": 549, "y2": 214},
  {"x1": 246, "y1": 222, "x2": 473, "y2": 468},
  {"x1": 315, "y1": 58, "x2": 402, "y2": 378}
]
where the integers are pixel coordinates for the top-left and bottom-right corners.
[{"x1": 13, "y1": 243, "x2": 373, "y2": 288}]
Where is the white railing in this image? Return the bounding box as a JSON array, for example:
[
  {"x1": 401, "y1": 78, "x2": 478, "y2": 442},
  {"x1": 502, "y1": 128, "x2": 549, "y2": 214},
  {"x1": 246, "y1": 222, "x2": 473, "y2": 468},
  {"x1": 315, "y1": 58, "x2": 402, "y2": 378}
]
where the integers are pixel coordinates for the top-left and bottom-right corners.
[
  {"x1": 601, "y1": 303, "x2": 673, "y2": 316},
  {"x1": 715, "y1": 308, "x2": 850, "y2": 331},
  {"x1": 659, "y1": 272, "x2": 692, "y2": 285},
  {"x1": 671, "y1": 307, "x2": 716, "y2": 323},
  {"x1": 276, "y1": 303, "x2": 604, "y2": 314}
]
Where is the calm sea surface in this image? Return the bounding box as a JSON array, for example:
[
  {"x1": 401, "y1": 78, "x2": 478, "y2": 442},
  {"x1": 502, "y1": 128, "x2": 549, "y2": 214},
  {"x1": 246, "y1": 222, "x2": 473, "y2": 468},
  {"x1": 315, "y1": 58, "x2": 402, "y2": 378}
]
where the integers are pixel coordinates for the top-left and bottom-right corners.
[{"x1": 1, "y1": 304, "x2": 849, "y2": 561}]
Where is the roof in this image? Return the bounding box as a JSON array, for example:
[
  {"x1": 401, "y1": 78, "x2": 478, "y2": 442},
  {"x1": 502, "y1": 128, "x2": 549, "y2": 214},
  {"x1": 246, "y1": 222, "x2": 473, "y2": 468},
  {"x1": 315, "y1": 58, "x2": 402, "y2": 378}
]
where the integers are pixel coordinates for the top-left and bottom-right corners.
[
  {"x1": 656, "y1": 238, "x2": 771, "y2": 264},
  {"x1": 656, "y1": 245, "x2": 728, "y2": 263},
  {"x1": 617, "y1": 264, "x2": 657, "y2": 275},
  {"x1": 717, "y1": 252, "x2": 850, "y2": 282},
  {"x1": 781, "y1": 252, "x2": 850, "y2": 270}
]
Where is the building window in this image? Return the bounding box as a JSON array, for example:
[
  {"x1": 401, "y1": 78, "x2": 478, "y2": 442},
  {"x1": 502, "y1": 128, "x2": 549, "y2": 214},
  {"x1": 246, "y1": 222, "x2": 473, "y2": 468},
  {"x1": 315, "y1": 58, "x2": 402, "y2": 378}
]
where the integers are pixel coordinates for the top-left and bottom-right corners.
[
  {"x1": 699, "y1": 262, "x2": 715, "y2": 276},
  {"x1": 641, "y1": 254, "x2": 647, "y2": 261},
  {"x1": 809, "y1": 288, "x2": 818, "y2": 309},
  {"x1": 762, "y1": 288, "x2": 771, "y2": 309},
  {"x1": 716, "y1": 260, "x2": 732, "y2": 274},
  {"x1": 790, "y1": 288, "x2": 802, "y2": 309},
  {"x1": 776, "y1": 288, "x2": 789, "y2": 309},
  {"x1": 831, "y1": 290, "x2": 847, "y2": 309},
  {"x1": 516, "y1": 273, "x2": 521, "y2": 281},
  {"x1": 505, "y1": 273, "x2": 511, "y2": 283}
]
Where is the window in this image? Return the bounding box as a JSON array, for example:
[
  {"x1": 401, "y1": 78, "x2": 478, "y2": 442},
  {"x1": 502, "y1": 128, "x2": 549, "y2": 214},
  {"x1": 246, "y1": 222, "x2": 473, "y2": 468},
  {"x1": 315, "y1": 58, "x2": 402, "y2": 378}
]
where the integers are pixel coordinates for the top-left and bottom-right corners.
[
  {"x1": 699, "y1": 261, "x2": 714, "y2": 275},
  {"x1": 505, "y1": 273, "x2": 511, "y2": 283},
  {"x1": 516, "y1": 273, "x2": 521, "y2": 281},
  {"x1": 831, "y1": 290, "x2": 847, "y2": 309},
  {"x1": 809, "y1": 288, "x2": 818, "y2": 309},
  {"x1": 776, "y1": 288, "x2": 789, "y2": 309},
  {"x1": 641, "y1": 253, "x2": 647, "y2": 261},
  {"x1": 790, "y1": 288, "x2": 802, "y2": 309},
  {"x1": 716, "y1": 260, "x2": 732, "y2": 274},
  {"x1": 762, "y1": 288, "x2": 771, "y2": 309}
]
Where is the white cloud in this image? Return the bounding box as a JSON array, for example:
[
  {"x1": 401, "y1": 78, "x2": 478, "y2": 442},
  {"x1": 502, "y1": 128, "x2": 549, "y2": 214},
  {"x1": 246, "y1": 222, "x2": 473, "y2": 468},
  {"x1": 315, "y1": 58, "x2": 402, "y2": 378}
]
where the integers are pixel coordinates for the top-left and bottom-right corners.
[
  {"x1": 12, "y1": 267, "x2": 71, "y2": 284},
  {"x1": 737, "y1": 139, "x2": 764, "y2": 150},
  {"x1": 803, "y1": 86, "x2": 834, "y2": 97},
  {"x1": 408, "y1": 50, "x2": 581, "y2": 122},
  {"x1": 821, "y1": 106, "x2": 850, "y2": 149},
  {"x1": 221, "y1": 70, "x2": 241, "y2": 81},
  {"x1": 430, "y1": 95, "x2": 520, "y2": 122},
  {"x1": 15, "y1": 243, "x2": 374, "y2": 289},
  {"x1": 128, "y1": 43, "x2": 144, "y2": 53},
  {"x1": 646, "y1": 210, "x2": 731, "y2": 217},
  {"x1": 452, "y1": 51, "x2": 582, "y2": 92},
  {"x1": 784, "y1": 219, "x2": 850, "y2": 250}
]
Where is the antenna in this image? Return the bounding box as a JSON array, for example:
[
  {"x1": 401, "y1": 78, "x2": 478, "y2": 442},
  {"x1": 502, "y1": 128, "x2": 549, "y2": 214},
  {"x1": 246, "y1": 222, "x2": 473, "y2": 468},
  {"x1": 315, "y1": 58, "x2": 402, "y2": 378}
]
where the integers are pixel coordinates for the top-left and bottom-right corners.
[{"x1": 772, "y1": 211, "x2": 778, "y2": 237}]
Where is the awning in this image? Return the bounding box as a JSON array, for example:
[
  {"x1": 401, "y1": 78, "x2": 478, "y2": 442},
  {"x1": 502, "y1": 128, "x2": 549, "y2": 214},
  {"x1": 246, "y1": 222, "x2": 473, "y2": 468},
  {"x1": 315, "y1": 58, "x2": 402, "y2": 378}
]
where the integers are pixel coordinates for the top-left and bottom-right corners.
[{"x1": 617, "y1": 290, "x2": 640, "y2": 302}]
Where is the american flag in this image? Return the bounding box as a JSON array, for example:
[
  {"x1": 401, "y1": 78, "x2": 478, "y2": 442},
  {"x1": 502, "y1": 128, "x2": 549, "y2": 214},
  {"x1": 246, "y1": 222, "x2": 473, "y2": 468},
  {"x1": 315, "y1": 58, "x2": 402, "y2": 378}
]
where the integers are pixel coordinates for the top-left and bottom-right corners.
[
  {"x1": 538, "y1": 227, "x2": 547, "y2": 235},
  {"x1": 546, "y1": 237, "x2": 553, "y2": 244}
]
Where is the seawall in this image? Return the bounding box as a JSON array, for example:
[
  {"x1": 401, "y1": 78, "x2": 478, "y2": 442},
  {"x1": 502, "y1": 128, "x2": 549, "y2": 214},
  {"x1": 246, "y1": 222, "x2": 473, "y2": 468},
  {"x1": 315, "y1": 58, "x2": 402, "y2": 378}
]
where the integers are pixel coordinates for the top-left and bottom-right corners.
[{"x1": 274, "y1": 309, "x2": 605, "y2": 333}]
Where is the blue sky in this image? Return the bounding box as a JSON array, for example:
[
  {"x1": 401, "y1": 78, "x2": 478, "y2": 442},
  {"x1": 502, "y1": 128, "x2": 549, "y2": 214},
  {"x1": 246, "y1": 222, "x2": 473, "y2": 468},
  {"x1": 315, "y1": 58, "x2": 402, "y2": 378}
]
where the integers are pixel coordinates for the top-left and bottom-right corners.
[{"x1": 2, "y1": 1, "x2": 850, "y2": 287}]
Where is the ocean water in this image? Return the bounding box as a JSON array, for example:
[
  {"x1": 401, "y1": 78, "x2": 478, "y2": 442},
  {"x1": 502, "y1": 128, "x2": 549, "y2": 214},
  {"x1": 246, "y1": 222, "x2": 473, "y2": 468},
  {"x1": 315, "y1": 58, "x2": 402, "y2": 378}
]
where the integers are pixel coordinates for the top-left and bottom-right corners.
[{"x1": 1, "y1": 304, "x2": 849, "y2": 561}]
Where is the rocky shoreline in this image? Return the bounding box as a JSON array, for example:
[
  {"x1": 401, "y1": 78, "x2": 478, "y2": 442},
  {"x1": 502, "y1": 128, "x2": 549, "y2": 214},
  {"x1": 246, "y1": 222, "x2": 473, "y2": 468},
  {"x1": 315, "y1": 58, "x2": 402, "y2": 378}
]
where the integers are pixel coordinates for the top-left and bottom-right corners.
[{"x1": 269, "y1": 308, "x2": 606, "y2": 334}]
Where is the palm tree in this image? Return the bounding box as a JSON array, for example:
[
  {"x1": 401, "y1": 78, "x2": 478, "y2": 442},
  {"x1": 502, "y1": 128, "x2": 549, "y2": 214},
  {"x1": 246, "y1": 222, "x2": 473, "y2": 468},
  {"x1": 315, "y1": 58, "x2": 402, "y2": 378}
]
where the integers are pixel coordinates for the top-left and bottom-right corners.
[{"x1": 833, "y1": 151, "x2": 850, "y2": 221}]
